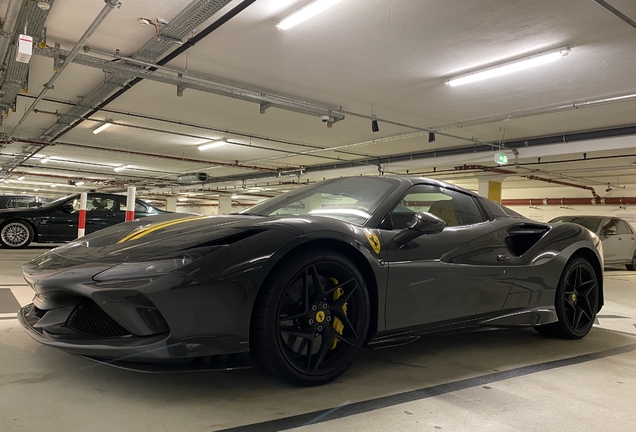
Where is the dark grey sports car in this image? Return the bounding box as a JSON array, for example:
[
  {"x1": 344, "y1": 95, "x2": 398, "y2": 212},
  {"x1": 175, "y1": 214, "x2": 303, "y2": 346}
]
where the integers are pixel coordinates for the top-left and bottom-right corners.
[{"x1": 18, "y1": 176, "x2": 604, "y2": 386}]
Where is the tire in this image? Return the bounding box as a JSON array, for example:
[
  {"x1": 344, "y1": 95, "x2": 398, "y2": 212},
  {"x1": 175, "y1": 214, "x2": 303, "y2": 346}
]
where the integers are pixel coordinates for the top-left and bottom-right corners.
[
  {"x1": 0, "y1": 220, "x2": 34, "y2": 248},
  {"x1": 251, "y1": 249, "x2": 370, "y2": 386},
  {"x1": 625, "y1": 251, "x2": 636, "y2": 271},
  {"x1": 534, "y1": 257, "x2": 599, "y2": 339}
]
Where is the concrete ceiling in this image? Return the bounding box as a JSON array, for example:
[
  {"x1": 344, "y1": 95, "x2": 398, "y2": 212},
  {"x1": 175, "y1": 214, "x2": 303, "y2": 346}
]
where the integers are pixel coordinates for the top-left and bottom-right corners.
[{"x1": 0, "y1": 0, "x2": 635, "y2": 206}]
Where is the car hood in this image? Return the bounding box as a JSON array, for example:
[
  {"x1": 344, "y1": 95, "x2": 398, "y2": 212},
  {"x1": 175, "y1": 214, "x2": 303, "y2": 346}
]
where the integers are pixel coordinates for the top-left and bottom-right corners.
[{"x1": 46, "y1": 213, "x2": 300, "y2": 263}]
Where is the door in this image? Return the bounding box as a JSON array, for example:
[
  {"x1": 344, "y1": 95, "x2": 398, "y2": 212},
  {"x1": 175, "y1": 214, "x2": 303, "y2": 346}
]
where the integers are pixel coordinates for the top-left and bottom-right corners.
[
  {"x1": 616, "y1": 220, "x2": 636, "y2": 263},
  {"x1": 380, "y1": 185, "x2": 517, "y2": 331},
  {"x1": 600, "y1": 218, "x2": 623, "y2": 263},
  {"x1": 36, "y1": 197, "x2": 80, "y2": 241},
  {"x1": 85, "y1": 195, "x2": 123, "y2": 234}
]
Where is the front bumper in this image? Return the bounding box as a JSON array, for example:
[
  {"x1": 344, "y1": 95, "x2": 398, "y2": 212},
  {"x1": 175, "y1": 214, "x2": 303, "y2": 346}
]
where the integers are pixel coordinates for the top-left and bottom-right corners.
[{"x1": 18, "y1": 302, "x2": 249, "y2": 365}]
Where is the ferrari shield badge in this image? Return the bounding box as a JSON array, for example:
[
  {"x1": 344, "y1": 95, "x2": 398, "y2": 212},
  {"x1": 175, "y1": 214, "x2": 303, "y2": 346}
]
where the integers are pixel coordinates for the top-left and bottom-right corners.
[{"x1": 365, "y1": 232, "x2": 381, "y2": 254}]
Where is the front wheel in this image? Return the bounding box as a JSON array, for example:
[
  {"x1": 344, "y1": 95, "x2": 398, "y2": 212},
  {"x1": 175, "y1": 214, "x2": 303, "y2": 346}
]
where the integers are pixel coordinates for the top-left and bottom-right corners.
[
  {"x1": 251, "y1": 249, "x2": 370, "y2": 386},
  {"x1": 535, "y1": 257, "x2": 599, "y2": 339},
  {"x1": 0, "y1": 220, "x2": 34, "y2": 248}
]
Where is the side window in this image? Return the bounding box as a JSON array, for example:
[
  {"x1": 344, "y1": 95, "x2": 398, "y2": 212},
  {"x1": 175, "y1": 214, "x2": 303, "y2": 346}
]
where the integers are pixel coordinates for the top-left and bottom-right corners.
[
  {"x1": 6, "y1": 197, "x2": 17, "y2": 208},
  {"x1": 386, "y1": 185, "x2": 484, "y2": 230},
  {"x1": 617, "y1": 220, "x2": 633, "y2": 235},
  {"x1": 135, "y1": 201, "x2": 148, "y2": 213},
  {"x1": 87, "y1": 197, "x2": 115, "y2": 212},
  {"x1": 601, "y1": 219, "x2": 617, "y2": 235}
]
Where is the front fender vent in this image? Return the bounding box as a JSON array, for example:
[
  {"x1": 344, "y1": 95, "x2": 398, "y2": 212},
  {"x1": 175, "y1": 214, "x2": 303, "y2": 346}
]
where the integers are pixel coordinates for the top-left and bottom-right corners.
[{"x1": 505, "y1": 224, "x2": 550, "y2": 257}]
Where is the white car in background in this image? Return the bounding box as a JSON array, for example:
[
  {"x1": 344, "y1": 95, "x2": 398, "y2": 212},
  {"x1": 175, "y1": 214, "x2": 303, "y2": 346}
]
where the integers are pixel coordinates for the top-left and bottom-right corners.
[{"x1": 550, "y1": 215, "x2": 636, "y2": 270}]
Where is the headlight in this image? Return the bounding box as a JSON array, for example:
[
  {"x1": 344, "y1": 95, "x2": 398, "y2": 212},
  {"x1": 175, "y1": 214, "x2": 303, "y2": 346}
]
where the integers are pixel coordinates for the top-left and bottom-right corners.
[{"x1": 93, "y1": 249, "x2": 211, "y2": 282}]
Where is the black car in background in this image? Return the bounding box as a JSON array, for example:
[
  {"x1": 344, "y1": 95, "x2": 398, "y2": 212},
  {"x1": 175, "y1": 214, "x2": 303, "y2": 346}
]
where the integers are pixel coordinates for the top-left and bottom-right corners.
[
  {"x1": 549, "y1": 215, "x2": 636, "y2": 269},
  {"x1": 0, "y1": 193, "x2": 167, "y2": 248},
  {"x1": 0, "y1": 195, "x2": 54, "y2": 209}
]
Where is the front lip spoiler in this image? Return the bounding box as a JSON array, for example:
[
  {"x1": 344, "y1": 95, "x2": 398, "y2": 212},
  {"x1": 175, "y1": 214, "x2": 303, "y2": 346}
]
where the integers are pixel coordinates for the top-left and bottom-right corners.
[{"x1": 80, "y1": 354, "x2": 253, "y2": 373}]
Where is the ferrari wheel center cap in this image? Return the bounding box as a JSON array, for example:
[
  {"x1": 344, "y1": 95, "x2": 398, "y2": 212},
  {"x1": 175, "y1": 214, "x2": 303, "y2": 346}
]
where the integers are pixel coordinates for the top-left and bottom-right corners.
[
  {"x1": 316, "y1": 311, "x2": 325, "y2": 323},
  {"x1": 571, "y1": 294, "x2": 577, "y2": 302}
]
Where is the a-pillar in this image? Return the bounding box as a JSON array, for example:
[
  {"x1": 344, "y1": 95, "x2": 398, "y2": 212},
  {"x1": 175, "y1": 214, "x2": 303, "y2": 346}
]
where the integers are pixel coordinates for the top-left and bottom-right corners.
[
  {"x1": 165, "y1": 196, "x2": 177, "y2": 212},
  {"x1": 478, "y1": 177, "x2": 504, "y2": 204},
  {"x1": 218, "y1": 195, "x2": 232, "y2": 215}
]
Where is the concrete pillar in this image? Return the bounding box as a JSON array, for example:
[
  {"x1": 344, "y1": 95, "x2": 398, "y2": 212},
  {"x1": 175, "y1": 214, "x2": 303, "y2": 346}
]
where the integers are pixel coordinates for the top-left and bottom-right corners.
[
  {"x1": 218, "y1": 195, "x2": 232, "y2": 215},
  {"x1": 478, "y1": 178, "x2": 503, "y2": 204},
  {"x1": 165, "y1": 197, "x2": 177, "y2": 212}
]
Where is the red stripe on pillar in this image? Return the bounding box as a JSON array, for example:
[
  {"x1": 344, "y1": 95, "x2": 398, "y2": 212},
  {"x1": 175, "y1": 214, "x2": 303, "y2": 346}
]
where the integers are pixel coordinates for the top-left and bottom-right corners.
[
  {"x1": 125, "y1": 210, "x2": 135, "y2": 222},
  {"x1": 78, "y1": 209, "x2": 87, "y2": 229}
]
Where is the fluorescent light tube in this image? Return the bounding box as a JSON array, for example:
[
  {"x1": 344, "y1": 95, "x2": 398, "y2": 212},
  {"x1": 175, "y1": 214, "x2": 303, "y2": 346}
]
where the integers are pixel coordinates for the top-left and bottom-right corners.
[
  {"x1": 93, "y1": 122, "x2": 113, "y2": 134},
  {"x1": 40, "y1": 156, "x2": 50, "y2": 164},
  {"x1": 113, "y1": 165, "x2": 128, "y2": 172},
  {"x1": 447, "y1": 46, "x2": 571, "y2": 87},
  {"x1": 17, "y1": 176, "x2": 25, "y2": 180},
  {"x1": 277, "y1": 0, "x2": 343, "y2": 30},
  {"x1": 75, "y1": 181, "x2": 85, "y2": 186},
  {"x1": 198, "y1": 140, "x2": 225, "y2": 151}
]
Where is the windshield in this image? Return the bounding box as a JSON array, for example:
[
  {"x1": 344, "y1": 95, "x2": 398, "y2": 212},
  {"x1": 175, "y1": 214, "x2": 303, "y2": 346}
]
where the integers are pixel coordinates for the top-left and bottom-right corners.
[
  {"x1": 550, "y1": 216, "x2": 602, "y2": 233},
  {"x1": 243, "y1": 177, "x2": 399, "y2": 225}
]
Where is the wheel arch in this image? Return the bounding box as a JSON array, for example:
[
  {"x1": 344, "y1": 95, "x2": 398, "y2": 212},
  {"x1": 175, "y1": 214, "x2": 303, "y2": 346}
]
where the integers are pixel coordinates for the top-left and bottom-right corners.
[
  {"x1": 569, "y1": 247, "x2": 604, "y2": 311},
  {"x1": 251, "y1": 238, "x2": 380, "y2": 343}
]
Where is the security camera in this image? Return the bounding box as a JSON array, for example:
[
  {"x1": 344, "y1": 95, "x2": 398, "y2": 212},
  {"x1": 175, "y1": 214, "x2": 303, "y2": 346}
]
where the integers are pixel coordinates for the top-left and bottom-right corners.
[
  {"x1": 606, "y1": 187, "x2": 612, "y2": 193},
  {"x1": 320, "y1": 115, "x2": 330, "y2": 123}
]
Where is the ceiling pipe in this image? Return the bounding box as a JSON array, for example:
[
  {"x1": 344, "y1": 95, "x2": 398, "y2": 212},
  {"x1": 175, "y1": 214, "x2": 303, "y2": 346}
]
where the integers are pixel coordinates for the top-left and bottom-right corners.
[
  {"x1": 502, "y1": 197, "x2": 636, "y2": 206},
  {"x1": 9, "y1": 0, "x2": 121, "y2": 138},
  {"x1": 0, "y1": 0, "x2": 24, "y2": 70},
  {"x1": 1, "y1": 138, "x2": 287, "y2": 173},
  {"x1": 48, "y1": 0, "x2": 259, "y2": 143},
  {"x1": 455, "y1": 164, "x2": 599, "y2": 197},
  {"x1": 593, "y1": 0, "x2": 636, "y2": 30}
]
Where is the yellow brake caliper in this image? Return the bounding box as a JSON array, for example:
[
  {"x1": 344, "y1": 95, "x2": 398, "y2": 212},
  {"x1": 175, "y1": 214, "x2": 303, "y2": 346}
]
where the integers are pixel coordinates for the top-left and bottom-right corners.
[{"x1": 330, "y1": 278, "x2": 347, "y2": 350}]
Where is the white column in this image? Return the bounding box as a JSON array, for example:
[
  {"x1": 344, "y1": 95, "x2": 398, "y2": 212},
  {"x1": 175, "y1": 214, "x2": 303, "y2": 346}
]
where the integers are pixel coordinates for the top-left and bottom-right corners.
[
  {"x1": 125, "y1": 186, "x2": 136, "y2": 221},
  {"x1": 218, "y1": 195, "x2": 232, "y2": 215},
  {"x1": 165, "y1": 197, "x2": 177, "y2": 212}
]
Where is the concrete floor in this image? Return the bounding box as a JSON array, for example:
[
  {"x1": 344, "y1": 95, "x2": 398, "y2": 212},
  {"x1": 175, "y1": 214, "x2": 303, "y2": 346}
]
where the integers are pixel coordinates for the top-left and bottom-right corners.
[{"x1": 1, "y1": 247, "x2": 635, "y2": 432}]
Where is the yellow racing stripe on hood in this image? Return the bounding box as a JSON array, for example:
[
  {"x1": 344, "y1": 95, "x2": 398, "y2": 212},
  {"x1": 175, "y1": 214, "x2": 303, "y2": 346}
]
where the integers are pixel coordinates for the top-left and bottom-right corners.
[{"x1": 117, "y1": 216, "x2": 209, "y2": 243}]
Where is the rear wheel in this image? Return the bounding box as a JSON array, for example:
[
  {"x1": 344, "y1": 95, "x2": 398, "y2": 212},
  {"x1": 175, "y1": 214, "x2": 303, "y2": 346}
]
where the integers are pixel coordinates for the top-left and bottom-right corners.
[
  {"x1": 0, "y1": 220, "x2": 34, "y2": 248},
  {"x1": 251, "y1": 249, "x2": 370, "y2": 386},
  {"x1": 625, "y1": 251, "x2": 636, "y2": 271},
  {"x1": 534, "y1": 257, "x2": 599, "y2": 339}
]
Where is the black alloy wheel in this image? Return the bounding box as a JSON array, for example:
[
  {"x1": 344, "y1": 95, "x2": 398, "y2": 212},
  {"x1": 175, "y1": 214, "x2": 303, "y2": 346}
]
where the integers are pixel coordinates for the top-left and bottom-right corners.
[
  {"x1": 251, "y1": 249, "x2": 370, "y2": 386},
  {"x1": 0, "y1": 220, "x2": 34, "y2": 248},
  {"x1": 625, "y1": 250, "x2": 636, "y2": 271},
  {"x1": 535, "y1": 257, "x2": 599, "y2": 339}
]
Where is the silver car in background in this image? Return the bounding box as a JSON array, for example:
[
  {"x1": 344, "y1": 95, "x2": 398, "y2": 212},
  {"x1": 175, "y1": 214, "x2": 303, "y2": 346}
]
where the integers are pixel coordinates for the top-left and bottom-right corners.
[{"x1": 550, "y1": 215, "x2": 636, "y2": 270}]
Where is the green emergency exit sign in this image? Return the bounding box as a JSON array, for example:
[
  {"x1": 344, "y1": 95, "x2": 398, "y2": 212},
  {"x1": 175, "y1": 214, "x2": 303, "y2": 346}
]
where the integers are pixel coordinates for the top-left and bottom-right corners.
[{"x1": 495, "y1": 153, "x2": 508, "y2": 165}]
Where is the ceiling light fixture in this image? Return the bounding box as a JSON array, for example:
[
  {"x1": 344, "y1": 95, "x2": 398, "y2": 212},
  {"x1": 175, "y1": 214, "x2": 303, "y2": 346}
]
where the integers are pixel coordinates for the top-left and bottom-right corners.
[
  {"x1": 198, "y1": 140, "x2": 226, "y2": 151},
  {"x1": 446, "y1": 46, "x2": 571, "y2": 87},
  {"x1": 93, "y1": 122, "x2": 113, "y2": 134},
  {"x1": 113, "y1": 165, "x2": 128, "y2": 172},
  {"x1": 231, "y1": 194, "x2": 239, "y2": 199},
  {"x1": 17, "y1": 176, "x2": 25, "y2": 180},
  {"x1": 75, "y1": 181, "x2": 85, "y2": 186},
  {"x1": 277, "y1": 0, "x2": 343, "y2": 30},
  {"x1": 40, "y1": 156, "x2": 50, "y2": 164}
]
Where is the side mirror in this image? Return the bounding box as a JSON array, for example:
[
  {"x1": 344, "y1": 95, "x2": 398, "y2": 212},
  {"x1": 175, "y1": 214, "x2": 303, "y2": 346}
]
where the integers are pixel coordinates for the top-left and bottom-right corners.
[
  {"x1": 393, "y1": 212, "x2": 446, "y2": 246},
  {"x1": 61, "y1": 203, "x2": 74, "y2": 213}
]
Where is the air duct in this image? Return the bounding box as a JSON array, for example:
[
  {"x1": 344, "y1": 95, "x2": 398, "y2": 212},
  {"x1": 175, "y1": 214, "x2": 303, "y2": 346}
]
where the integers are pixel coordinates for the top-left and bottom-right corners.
[{"x1": 177, "y1": 173, "x2": 209, "y2": 184}]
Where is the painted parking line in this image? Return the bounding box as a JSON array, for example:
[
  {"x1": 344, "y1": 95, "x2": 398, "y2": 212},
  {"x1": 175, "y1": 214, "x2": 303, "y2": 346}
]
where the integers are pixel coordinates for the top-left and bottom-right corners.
[{"x1": 0, "y1": 288, "x2": 21, "y2": 313}]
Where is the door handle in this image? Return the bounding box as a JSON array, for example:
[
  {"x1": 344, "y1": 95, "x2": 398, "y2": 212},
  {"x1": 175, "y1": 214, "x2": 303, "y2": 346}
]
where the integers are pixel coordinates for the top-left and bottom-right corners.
[{"x1": 497, "y1": 254, "x2": 511, "y2": 262}]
